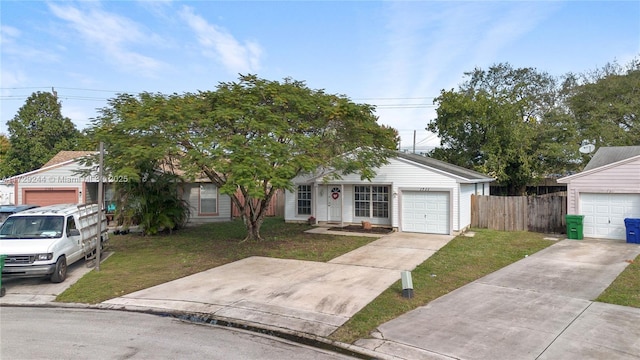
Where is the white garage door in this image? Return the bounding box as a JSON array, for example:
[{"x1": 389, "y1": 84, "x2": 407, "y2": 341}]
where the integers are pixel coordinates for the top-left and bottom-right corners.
[
  {"x1": 402, "y1": 191, "x2": 449, "y2": 234},
  {"x1": 580, "y1": 193, "x2": 640, "y2": 240}
]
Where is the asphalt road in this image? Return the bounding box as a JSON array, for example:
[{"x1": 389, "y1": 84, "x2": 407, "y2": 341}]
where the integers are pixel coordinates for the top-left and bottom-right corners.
[{"x1": 0, "y1": 307, "x2": 356, "y2": 360}]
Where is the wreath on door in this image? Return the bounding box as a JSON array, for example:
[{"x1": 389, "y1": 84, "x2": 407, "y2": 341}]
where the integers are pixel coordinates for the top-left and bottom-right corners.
[{"x1": 331, "y1": 187, "x2": 341, "y2": 200}]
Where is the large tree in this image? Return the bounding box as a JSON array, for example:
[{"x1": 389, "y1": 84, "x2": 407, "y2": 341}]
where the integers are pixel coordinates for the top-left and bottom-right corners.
[
  {"x1": 568, "y1": 60, "x2": 640, "y2": 150},
  {"x1": 88, "y1": 75, "x2": 398, "y2": 241},
  {"x1": 428, "y1": 63, "x2": 576, "y2": 195},
  {"x1": 3, "y1": 91, "x2": 82, "y2": 176}
]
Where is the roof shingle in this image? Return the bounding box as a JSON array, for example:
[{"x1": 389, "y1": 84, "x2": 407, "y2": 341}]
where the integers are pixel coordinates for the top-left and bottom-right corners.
[{"x1": 41, "y1": 151, "x2": 96, "y2": 168}]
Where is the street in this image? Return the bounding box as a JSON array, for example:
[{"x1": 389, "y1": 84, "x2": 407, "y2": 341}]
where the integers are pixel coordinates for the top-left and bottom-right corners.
[{"x1": 0, "y1": 307, "x2": 356, "y2": 360}]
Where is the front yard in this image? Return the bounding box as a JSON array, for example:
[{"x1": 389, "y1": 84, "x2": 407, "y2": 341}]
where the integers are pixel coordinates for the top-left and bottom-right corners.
[{"x1": 56, "y1": 218, "x2": 639, "y2": 344}]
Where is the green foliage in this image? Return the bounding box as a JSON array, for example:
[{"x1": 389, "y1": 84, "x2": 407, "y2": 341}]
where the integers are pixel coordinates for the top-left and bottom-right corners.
[
  {"x1": 0, "y1": 135, "x2": 11, "y2": 176},
  {"x1": 87, "y1": 74, "x2": 398, "y2": 241},
  {"x1": 569, "y1": 60, "x2": 640, "y2": 150},
  {"x1": 428, "y1": 58, "x2": 640, "y2": 190},
  {"x1": 2, "y1": 91, "x2": 83, "y2": 176},
  {"x1": 114, "y1": 170, "x2": 190, "y2": 236},
  {"x1": 428, "y1": 63, "x2": 578, "y2": 194}
]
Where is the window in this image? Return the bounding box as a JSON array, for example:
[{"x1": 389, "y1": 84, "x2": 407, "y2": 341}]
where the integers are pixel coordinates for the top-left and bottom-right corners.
[
  {"x1": 372, "y1": 186, "x2": 389, "y2": 218},
  {"x1": 200, "y1": 184, "x2": 218, "y2": 214},
  {"x1": 297, "y1": 185, "x2": 312, "y2": 215},
  {"x1": 354, "y1": 186, "x2": 370, "y2": 217},
  {"x1": 66, "y1": 216, "x2": 77, "y2": 236},
  {"x1": 354, "y1": 185, "x2": 389, "y2": 218}
]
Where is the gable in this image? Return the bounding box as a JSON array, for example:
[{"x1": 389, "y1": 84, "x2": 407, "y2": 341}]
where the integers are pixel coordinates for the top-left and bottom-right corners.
[
  {"x1": 293, "y1": 154, "x2": 493, "y2": 185},
  {"x1": 559, "y1": 157, "x2": 640, "y2": 188},
  {"x1": 559, "y1": 152, "x2": 640, "y2": 184}
]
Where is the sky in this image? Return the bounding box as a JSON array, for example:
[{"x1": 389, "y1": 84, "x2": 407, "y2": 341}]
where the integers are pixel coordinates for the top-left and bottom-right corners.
[{"x1": 1, "y1": 1, "x2": 639, "y2": 150}]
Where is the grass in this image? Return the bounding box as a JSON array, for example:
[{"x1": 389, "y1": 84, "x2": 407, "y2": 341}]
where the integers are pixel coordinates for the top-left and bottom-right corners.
[
  {"x1": 56, "y1": 219, "x2": 639, "y2": 345},
  {"x1": 596, "y1": 254, "x2": 640, "y2": 307},
  {"x1": 329, "y1": 229, "x2": 554, "y2": 344},
  {"x1": 56, "y1": 217, "x2": 377, "y2": 304}
]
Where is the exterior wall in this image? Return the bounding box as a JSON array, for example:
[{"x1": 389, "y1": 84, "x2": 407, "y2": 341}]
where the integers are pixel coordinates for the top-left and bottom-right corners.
[
  {"x1": 564, "y1": 159, "x2": 640, "y2": 214},
  {"x1": 458, "y1": 183, "x2": 477, "y2": 230},
  {"x1": 181, "y1": 183, "x2": 232, "y2": 224},
  {"x1": 0, "y1": 183, "x2": 15, "y2": 205},
  {"x1": 285, "y1": 157, "x2": 491, "y2": 232},
  {"x1": 13, "y1": 162, "x2": 91, "y2": 204}
]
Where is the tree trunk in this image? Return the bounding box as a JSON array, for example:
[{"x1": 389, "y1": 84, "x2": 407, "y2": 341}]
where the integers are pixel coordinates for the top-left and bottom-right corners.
[
  {"x1": 233, "y1": 187, "x2": 276, "y2": 242},
  {"x1": 243, "y1": 215, "x2": 265, "y2": 242}
]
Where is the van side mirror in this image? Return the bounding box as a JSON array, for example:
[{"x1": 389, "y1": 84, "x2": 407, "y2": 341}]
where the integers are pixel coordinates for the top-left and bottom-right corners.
[{"x1": 68, "y1": 229, "x2": 80, "y2": 237}]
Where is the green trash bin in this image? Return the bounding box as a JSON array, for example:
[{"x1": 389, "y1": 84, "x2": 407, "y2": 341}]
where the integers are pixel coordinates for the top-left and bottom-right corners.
[
  {"x1": 0, "y1": 254, "x2": 6, "y2": 297},
  {"x1": 566, "y1": 215, "x2": 585, "y2": 240}
]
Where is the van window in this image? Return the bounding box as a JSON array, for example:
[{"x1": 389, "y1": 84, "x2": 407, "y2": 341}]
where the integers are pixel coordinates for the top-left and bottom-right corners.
[{"x1": 66, "y1": 216, "x2": 78, "y2": 236}]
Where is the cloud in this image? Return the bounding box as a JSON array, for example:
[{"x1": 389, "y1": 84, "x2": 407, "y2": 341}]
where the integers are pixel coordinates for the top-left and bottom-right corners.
[
  {"x1": 370, "y1": 2, "x2": 556, "y2": 145},
  {"x1": 1, "y1": 25, "x2": 60, "y2": 63},
  {"x1": 179, "y1": 6, "x2": 262, "y2": 74},
  {"x1": 47, "y1": 2, "x2": 166, "y2": 77}
]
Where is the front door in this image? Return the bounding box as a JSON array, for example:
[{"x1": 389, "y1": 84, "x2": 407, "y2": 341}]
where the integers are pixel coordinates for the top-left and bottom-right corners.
[{"x1": 328, "y1": 186, "x2": 342, "y2": 223}]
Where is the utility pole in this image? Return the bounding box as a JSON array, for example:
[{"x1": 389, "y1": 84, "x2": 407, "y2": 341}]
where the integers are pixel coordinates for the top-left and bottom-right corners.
[
  {"x1": 96, "y1": 142, "x2": 104, "y2": 271},
  {"x1": 413, "y1": 130, "x2": 416, "y2": 154}
]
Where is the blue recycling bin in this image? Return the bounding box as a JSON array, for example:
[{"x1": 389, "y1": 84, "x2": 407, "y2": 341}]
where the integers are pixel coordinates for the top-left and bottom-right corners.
[{"x1": 624, "y1": 218, "x2": 640, "y2": 244}]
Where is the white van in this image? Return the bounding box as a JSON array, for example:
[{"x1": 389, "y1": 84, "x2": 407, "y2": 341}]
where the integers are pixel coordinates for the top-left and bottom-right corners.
[{"x1": 0, "y1": 203, "x2": 108, "y2": 283}]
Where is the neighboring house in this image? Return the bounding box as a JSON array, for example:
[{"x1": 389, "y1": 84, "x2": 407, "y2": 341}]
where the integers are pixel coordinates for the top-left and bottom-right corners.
[
  {"x1": 0, "y1": 182, "x2": 15, "y2": 205},
  {"x1": 5, "y1": 151, "x2": 232, "y2": 225},
  {"x1": 284, "y1": 152, "x2": 494, "y2": 235},
  {"x1": 558, "y1": 146, "x2": 640, "y2": 240}
]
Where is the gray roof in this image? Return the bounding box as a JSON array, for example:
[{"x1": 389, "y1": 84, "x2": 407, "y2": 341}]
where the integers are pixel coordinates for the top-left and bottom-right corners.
[
  {"x1": 396, "y1": 152, "x2": 494, "y2": 182},
  {"x1": 582, "y1": 146, "x2": 640, "y2": 171}
]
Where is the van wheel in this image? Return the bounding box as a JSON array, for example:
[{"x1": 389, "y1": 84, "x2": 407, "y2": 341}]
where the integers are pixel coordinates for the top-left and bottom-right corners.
[{"x1": 51, "y1": 256, "x2": 67, "y2": 283}]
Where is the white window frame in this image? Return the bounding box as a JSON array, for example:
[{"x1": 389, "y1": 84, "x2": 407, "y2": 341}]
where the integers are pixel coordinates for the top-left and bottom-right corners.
[{"x1": 199, "y1": 184, "x2": 218, "y2": 215}]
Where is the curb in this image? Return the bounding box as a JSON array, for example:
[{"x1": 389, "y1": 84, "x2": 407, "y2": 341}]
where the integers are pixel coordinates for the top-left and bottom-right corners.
[{"x1": 0, "y1": 300, "x2": 400, "y2": 360}]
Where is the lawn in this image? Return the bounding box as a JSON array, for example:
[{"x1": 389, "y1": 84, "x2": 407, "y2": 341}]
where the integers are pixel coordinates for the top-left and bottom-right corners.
[
  {"x1": 57, "y1": 218, "x2": 639, "y2": 346},
  {"x1": 596, "y1": 253, "x2": 640, "y2": 308},
  {"x1": 329, "y1": 229, "x2": 555, "y2": 343},
  {"x1": 56, "y1": 217, "x2": 377, "y2": 304}
]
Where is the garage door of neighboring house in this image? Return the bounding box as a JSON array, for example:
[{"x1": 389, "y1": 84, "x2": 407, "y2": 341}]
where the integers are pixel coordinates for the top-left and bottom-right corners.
[
  {"x1": 402, "y1": 191, "x2": 449, "y2": 234},
  {"x1": 581, "y1": 193, "x2": 640, "y2": 240},
  {"x1": 23, "y1": 189, "x2": 78, "y2": 206}
]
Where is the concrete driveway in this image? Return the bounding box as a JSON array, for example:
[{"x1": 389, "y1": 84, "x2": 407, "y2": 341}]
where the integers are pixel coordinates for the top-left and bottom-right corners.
[
  {"x1": 0, "y1": 256, "x2": 98, "y2": 304},
  {"x1": 355, "y1": 238, "x2": 640, "y2": 360},
  {"x1": 101, "y1": 232, "x2": 453, "y2": 337}
]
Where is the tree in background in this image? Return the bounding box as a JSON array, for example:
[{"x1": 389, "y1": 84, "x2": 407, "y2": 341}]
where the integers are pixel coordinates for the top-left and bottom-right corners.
[
  {"x1": 3, "y1": 91, "x2": 83, "y2": 176},
  {"x1": 0, "y1": 135, "x2": 11, "y2": 176},
  {"x1": 83, "y1": 93, "x2": 190, "y2": 235},
  {"x1": 427, "y1": 63, "x2": 576, "y2": 195},
  {"x1": 87, "y1": 74, "x2": 399, "y2": 241},
  {"x1": 568, "y1": 59, "x2": 640, "y2": 150}
]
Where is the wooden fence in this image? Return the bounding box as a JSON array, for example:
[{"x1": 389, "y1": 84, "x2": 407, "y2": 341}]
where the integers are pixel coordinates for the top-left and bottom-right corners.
[
  {"x1": 471, "y1": 193, "x2": 567, "y2": 233},
  {"x1": 231, "y1": 189, "x2": 285, "y2": 217}
]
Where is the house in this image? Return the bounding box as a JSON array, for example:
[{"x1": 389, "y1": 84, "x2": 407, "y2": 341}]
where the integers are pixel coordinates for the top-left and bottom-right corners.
[
  {"x1": 5, "y1": 151, "x2": 232, "y2": 225},
  {"x1": 0, "y1": 182, "x2": 15, "y2": 205},
  {"x1": 557, "y1": 146, "x2": 640, "y2": 240},
  {"x1": 284, "y1": 152, "x2": 494, "y2": 235}
]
